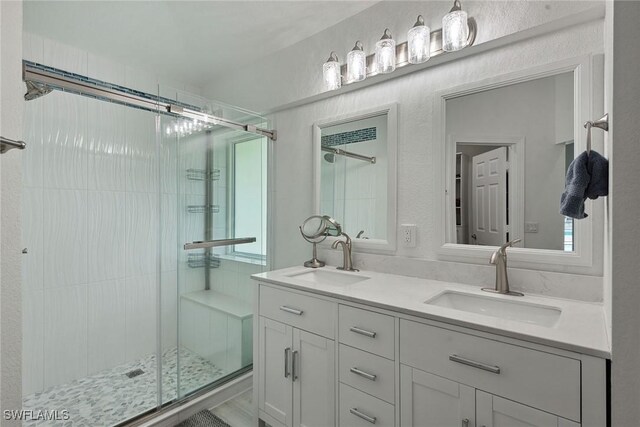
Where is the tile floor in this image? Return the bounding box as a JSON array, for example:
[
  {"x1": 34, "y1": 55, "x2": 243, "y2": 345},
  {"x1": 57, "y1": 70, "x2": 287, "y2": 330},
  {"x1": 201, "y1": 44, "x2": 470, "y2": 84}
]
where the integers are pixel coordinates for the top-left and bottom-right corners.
[{"x1": 23, "y1": 347, "x2": 225, "y2": 427}]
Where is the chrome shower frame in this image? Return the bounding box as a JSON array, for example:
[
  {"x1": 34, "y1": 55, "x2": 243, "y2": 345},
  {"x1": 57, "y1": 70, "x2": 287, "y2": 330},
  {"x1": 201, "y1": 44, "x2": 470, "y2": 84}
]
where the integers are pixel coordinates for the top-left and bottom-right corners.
[{"x1": 22, "y1": 61, "x2": 277, "y2": 141}]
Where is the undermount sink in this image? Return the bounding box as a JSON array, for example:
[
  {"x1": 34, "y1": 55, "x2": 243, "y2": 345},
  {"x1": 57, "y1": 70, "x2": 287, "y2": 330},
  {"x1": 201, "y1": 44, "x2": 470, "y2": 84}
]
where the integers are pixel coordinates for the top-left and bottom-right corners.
[
  {"x1": 286, "y1": 269, "x2": 370, "y2": 286},
  {"x1": 425, "y1": 291, "x2": 562, "y2": 327}
]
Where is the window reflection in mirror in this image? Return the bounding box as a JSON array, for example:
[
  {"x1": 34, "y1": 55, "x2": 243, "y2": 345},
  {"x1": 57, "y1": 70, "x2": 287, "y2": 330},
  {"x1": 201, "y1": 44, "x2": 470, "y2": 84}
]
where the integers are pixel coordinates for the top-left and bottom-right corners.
[
  {"x1": 320, "y1": 113, "x2": 387, "y2": 240},
  {"x1": 446, "y1": 71, "x2": 575, "y2": 251}
]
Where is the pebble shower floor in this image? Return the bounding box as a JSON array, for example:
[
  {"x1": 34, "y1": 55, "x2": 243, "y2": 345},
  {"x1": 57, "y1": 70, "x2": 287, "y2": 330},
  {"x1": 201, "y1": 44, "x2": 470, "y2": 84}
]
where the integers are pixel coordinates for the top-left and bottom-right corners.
[{"x1": 22, "y1": 347, "x2": 225, "y2": 426}]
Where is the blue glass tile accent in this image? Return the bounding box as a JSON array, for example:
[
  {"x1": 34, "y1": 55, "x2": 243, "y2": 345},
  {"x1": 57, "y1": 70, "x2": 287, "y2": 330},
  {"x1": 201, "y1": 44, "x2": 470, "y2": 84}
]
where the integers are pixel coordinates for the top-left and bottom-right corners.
[{"x1": 321, "y1": 127, "x2": 377, "y2": 147}]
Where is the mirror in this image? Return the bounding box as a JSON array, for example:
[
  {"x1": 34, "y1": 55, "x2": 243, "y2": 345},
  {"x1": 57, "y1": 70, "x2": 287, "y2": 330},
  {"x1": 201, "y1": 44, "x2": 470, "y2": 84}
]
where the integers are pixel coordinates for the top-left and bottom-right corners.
[
  {"x1": 313, "y1": 105, "x2": 397, "y2": 252},
  {"x1": 439, "y1": 57, "x2": 598, "y2": 267},
  {"x1": 446, "y1": 72, "x2": 574, "y2": 251}
]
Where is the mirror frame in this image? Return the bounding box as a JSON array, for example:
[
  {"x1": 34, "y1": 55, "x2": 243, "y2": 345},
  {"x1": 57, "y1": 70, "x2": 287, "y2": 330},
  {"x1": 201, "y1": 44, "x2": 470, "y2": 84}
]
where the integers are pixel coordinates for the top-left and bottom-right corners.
[
  {"x1": 434, "y1": 55, "x2": 598, "y2": 268},
  {"x1": 312, "y1": 103, "x2": 398, "y2": 253}
]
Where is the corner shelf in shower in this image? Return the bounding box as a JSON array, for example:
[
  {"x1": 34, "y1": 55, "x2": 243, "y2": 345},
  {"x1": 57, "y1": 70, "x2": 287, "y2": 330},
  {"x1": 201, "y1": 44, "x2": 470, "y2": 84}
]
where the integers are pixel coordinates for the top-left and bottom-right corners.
[
  {"x1": 187, "y1": 253, "x2": 221, "y2": 269},
  {"x1": 186, "y1": 168, "x2": 220, "y2": 181},
  {"x1": 187, "y1": 205, "x2": 220, "y2": 214}
]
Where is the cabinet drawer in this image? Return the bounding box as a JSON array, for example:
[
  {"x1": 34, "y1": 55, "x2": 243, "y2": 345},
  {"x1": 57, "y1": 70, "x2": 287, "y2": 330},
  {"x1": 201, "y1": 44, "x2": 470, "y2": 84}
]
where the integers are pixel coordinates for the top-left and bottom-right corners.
[
  {"x1": 339, "y1": 383, "x2": 394, "y2": 427},
  {"x1": 339, "y1": 305, "x2": 395, "y2": 359},
  {"x1": 339, "y1": 344, "x2": 395, "y2": 404},
  {"x1": 259, "y1": 285, "x2": 336, "y2": 339},
  {"x1": 400, "y1": 320, "x2": 581, "y2": 422}
]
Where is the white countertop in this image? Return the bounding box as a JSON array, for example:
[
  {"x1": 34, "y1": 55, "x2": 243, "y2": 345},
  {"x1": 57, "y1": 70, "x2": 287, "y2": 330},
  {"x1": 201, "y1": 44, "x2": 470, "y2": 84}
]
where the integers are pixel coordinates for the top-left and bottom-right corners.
[{"x1": 252, "y1": 266, "x2": 611, "y2": 359}]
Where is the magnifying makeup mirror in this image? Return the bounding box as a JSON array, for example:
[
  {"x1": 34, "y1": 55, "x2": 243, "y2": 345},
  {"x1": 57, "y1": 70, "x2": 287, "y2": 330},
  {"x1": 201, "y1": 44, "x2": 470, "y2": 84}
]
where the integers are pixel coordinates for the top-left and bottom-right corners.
[{"x1": 299, "y1": 215, "x2": 342, "y2": 268}]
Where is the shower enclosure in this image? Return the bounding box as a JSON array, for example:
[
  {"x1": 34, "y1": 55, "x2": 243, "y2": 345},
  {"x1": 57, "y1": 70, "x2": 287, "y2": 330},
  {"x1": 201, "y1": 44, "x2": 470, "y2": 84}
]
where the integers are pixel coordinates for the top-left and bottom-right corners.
[{"x1": 21, "y1": 61, "x2": 271, "y2": 426}]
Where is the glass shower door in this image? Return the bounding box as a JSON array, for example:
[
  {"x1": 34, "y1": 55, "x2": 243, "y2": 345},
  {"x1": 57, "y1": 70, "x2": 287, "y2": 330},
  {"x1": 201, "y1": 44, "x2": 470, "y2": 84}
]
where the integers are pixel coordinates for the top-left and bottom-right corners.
[{"x1": 160, "y1": 107, "x2": 268, "y2": 399}]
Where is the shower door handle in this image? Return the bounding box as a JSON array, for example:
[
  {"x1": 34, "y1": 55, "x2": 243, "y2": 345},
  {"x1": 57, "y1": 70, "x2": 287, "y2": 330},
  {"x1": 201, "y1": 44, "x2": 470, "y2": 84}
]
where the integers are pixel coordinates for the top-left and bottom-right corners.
[{"x1": 183, "y1": 237, "x2": 256, "y2": 250}]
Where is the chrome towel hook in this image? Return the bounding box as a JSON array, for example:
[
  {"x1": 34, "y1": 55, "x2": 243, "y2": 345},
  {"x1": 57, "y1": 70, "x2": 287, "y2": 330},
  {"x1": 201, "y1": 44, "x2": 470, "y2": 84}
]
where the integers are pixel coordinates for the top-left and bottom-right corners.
[
  {"x1": 584, "y1": 113, "x2": 609, "y2": 154},
  {"x1": 0, "y1": 136, "x2": 26, "y2": 154}
]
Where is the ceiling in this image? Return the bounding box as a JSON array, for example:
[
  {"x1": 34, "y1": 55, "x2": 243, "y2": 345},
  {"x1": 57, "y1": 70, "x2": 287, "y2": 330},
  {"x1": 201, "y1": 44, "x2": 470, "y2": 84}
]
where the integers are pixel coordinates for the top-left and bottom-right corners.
[{"x1": 24, "y1": 1, "x2": 378, "y2": 88}]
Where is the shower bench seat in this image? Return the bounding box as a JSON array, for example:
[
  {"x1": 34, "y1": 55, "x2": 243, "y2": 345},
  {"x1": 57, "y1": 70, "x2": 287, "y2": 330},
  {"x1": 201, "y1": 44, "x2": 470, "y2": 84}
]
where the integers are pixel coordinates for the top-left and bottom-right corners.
[{"x1": 180, "y1": 290, "x2": 253, "y2": 373}]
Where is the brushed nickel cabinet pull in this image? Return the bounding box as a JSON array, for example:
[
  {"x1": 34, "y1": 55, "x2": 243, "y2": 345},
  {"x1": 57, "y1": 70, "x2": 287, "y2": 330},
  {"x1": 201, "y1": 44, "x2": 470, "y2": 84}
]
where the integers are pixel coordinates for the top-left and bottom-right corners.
[
  {"x1": 350, "y1": 408, "x2": 376, "y2": 424},
  {"x1": 350, "y1": 367, "x2": 377, "y2": 381},
  {"x1": 280, "y1": 306, "x2": 303, "y2": 316},
  {"x1": 349, "y1": 326, "x2": 376, "y2": 338},
  {"x1": 449, "y1": 354, "x2": 501, "y2": 374}
]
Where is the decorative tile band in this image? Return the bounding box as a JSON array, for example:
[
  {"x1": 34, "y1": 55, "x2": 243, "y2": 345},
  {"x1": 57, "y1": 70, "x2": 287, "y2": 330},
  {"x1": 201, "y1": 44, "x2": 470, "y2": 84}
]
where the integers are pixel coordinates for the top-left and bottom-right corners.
[{"x1": 321, "y1": 127, "x2": 377, "y2": 147}]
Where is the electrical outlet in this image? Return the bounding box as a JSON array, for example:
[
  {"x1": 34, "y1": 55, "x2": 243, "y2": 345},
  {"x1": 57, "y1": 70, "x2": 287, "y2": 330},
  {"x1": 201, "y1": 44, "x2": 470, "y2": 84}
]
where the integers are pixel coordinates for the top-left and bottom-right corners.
[
  {"x1": 525, "y1": 222, "x2": 539, "y2": 233},
  {"x1": 401, "y1": 224, "x2": 417, "y2": 247}
]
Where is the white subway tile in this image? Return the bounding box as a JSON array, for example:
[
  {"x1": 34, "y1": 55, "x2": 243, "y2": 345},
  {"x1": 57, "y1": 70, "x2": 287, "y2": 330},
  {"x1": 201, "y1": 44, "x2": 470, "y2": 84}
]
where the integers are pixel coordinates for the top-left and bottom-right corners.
[
  {"x1": 87, "y1": 280, "x2": 127, "y2": 374},
  {"x1": 43, "y1": 285, "x2": 88, "y2": 388}
]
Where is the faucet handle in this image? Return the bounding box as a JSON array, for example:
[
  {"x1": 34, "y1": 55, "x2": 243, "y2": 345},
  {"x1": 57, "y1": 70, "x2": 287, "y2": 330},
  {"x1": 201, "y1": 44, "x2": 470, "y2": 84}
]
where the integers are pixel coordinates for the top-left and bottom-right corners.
[
  {"x1": 498, "y1": 238, "x2": 521, "y2": 252},
  {"x1": 490, "y1": 238, "x2": 521, "y2": 264}
]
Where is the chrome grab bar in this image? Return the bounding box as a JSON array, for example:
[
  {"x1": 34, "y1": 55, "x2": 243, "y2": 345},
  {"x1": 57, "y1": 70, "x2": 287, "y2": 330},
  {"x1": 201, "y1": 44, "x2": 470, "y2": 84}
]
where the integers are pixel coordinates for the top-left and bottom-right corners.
[
  {"x1": 350, "y1": 367, "x2": 377, "y2": 381},
  {"x1": 280, "y1": 306, "x2": 303, "y2": 316},
  {"x1": 349, "y1": 326, "x2": 377, "y2": 338},
  {"x1": 350, "y1": 408, "x2": 376, "y2": 424},
  {"x1": 449, "y1": 354, "x2": 501, "y2": 374},
  {"x1": 183, "y1": 237, "x2": 256, "y2": 250},
  {"x1": 0, "y1": 136, "x2": 26, "y2": 154}
]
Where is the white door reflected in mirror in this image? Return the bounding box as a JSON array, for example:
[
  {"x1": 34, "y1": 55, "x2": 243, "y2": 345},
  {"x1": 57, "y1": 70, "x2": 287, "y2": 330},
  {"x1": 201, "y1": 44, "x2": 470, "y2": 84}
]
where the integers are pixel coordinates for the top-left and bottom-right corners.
[{"x1": 447, "y1": 71, "x2": 576, "y2": 252}]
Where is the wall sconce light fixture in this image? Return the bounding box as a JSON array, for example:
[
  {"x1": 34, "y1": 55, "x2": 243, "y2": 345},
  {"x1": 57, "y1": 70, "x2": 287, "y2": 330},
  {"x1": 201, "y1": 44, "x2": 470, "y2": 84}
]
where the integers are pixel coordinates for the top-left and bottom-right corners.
[
  {"x1": 323, "y1": 51, "x2": 342, "y2": 91},
  {"x1": 347, "y1": 41, "x2": 367, "y2": 83},
  {"x1": 408, "y1": 15, "x2": 430, "y2": 64}
]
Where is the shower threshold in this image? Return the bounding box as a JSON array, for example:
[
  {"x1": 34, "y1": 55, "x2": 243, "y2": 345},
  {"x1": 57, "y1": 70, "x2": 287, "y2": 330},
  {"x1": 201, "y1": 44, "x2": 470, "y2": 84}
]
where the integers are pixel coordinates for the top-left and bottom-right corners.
[{"x1": 22, "y1": 347, "x2": 225, "y2": 427}]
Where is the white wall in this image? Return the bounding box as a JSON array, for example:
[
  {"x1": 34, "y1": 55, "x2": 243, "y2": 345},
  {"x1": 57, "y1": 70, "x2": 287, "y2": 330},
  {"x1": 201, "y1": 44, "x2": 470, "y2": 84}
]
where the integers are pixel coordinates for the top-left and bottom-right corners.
[
  {"x1": 446, "y1": 73, "x2": 573, "y2": 251},
  {"x1": 262, "y1": 20, "x2": 603, "y2": 300},
  {"x1": 609, "y1": 1, "x2": 640, "y2": 425},
  {"x1": 204, "y1": 1, "x2": 603, "y2": 113},
  {"x1": 1, "y1": 1, "x2": 24, "y2": 423}
]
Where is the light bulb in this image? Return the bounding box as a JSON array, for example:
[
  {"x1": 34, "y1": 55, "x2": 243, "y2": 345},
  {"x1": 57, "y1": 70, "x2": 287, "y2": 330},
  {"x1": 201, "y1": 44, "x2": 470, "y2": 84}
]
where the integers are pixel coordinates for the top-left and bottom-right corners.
[
  {"x1": 375, "y1": 29, "x2": 396, "y2": 74},
  {"x1": 322, "y1": 51, "x2": 342, "y2": 91},
  {"x1": 442, "y1": 0, "x2": 469, "y2": 52},
  {"x1": 408, "y1": 15, "x2": 431, "y2": 64},
  {"x1": 347, "y1": 41, "x2": 366, "y2": 83}
]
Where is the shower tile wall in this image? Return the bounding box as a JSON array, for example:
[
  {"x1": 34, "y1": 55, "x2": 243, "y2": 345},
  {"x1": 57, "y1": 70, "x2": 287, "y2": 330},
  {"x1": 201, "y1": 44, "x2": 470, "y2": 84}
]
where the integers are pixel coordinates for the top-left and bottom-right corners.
[{"x1": 20, "y1": 33, "x2": 199, "y2": 396}]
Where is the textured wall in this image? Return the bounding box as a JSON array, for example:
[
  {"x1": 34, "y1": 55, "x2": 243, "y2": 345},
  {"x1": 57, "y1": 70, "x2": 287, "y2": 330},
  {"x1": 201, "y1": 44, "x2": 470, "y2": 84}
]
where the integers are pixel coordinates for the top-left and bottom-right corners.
[
  {"x1": 204, "y1": 1, "x2": 603, "y2": 113},
  {"x1": 267, "y1": 19, "x2": 604, "y2": 298},
  {"x1": 1, "y1": 1, "x2": 24, "y2": 424},
  {"x1": 610, "y1": 1, "x2": 640, "y2": 425}
]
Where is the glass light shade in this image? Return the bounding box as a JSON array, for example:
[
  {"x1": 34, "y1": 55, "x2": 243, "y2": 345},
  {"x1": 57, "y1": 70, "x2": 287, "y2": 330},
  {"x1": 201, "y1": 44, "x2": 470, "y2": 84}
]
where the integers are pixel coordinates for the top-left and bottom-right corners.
[
  {"x1": 408, "y1": 20, "x2": 431, "y2": 64},
  {"x1": 442, "y1": 9, "x2": 469, "y2": 52},
  {"x1": 375, "y1": 29, "x2": 396, "y2": 74},
  {"x1": 323, "y1": 52, "x2": 342, "y2": 91},
  {"x1": 347, "y1": 43, "x2": 366, "y2": 83}
]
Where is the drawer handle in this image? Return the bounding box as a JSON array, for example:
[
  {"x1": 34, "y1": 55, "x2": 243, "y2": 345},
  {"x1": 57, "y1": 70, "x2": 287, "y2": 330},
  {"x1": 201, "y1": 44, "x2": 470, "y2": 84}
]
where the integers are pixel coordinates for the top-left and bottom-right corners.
[
  {"x1": 280, "y1": 306, "x2": 303, "y2": 316},
  {"x1": 449, "y1": 354, "x2": 501, "y2": 374},
  {"x1": 350, "y1": 367, "x2": 377, "y2": 381},
  {"x1": 284, "y1": 347, "x2": 291, "y2": 379},
  {"x1": 349, "y1": 326, "x2": 377, "y2": 338},
  {"x1": 350, "y1": 408, "x2": 376, "y2": 424}
]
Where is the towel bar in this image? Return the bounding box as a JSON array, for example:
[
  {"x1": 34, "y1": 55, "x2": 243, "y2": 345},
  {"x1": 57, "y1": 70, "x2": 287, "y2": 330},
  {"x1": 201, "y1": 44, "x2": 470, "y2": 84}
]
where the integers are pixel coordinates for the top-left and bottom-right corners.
[{"x1": 0, "y1": 136, "x2": 26, "y2": 154}]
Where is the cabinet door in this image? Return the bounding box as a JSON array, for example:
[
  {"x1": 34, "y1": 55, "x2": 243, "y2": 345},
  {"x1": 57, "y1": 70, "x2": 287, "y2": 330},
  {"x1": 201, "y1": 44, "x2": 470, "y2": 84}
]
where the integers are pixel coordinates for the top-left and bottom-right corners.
[
  {"x1": 293, "y1": 329, "x2": 335, "y2": 427},
  {"x1": 258, "y1": 317, "x2": 293, "y2": 427},
  {"x1": 476, "y1": 391, "x2": 580, "y2": 427},
  {"x1": 400, "y1": 365, "x2": 475, "y2": 427}
]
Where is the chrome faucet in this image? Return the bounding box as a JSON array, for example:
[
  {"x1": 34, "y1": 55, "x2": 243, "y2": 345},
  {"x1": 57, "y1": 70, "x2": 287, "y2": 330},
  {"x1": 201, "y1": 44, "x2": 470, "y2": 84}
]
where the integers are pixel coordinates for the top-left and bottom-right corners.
[
  {"x1": 482, "y1": 239, "x2": 523, "y2": 296},
  {"x1": 331, "y1": 232, "x2": 359, "y2": 272}
]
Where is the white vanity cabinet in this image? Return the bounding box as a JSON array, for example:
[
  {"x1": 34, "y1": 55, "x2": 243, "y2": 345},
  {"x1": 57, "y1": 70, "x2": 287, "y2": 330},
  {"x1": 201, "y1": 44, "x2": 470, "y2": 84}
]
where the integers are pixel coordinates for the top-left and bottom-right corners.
[
  {"x1": 256, "y1": 286, "x2": 337, "y2": 427},
  {"x1": 253, "y1": 279, "x2": 607, "y2": 427}
]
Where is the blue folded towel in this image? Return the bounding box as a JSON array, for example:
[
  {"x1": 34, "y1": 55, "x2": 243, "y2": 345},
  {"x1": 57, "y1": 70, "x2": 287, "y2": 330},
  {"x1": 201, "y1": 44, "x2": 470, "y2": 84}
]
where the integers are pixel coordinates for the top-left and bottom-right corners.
[{"x1": 560, "y1": 150, "x2": 609, "y2": 219}]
